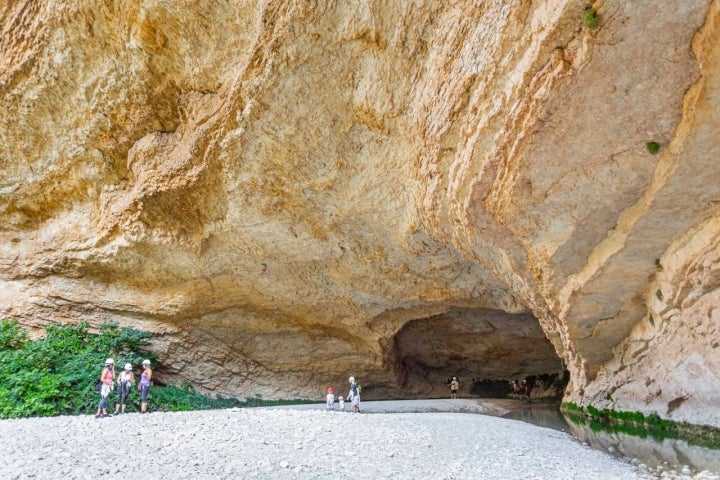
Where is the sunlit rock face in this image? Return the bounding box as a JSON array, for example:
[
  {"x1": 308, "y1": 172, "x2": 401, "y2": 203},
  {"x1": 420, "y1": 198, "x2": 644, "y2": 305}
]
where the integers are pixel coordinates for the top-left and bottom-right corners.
[{"x1": 1, "y1": 1, "x2": 719, "y2": 425}]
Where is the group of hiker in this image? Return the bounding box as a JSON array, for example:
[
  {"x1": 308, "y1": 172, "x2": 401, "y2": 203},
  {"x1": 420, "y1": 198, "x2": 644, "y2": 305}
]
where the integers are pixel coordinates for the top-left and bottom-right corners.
[
  {"x1": 94, "y1": 362, "x2": 536, "y2": 415},
  {"x1": 448, "y1": 377, "x2": 534, "y2": 401},
  {"x1": 325, "y1": 376, "x2": 362, "y2": 413},
  {"x1": 95, "y1": 358, "x2": 153, "y2": 418}
]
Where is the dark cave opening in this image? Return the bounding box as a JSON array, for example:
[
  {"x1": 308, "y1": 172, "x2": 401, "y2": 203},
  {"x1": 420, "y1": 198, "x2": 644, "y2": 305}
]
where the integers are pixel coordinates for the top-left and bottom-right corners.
[{"x1": 389, "y1": 307, "x2": 567, "y2": 399}]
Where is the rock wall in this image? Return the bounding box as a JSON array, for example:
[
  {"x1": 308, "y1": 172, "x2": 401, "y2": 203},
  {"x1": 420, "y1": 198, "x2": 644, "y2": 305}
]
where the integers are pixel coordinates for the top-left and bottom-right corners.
[{"x1": 0, "y1": 1, "x2": 718, "y2": 426}]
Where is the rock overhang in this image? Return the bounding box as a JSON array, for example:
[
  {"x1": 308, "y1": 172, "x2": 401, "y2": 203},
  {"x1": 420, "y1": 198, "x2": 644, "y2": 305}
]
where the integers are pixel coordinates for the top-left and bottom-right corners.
[{"x1": 1, "y1": 0, "x2": 719, "y2": 425}]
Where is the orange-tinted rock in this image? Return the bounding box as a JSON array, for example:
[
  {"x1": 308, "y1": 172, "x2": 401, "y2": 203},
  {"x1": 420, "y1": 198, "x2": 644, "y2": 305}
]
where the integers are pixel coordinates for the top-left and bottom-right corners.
[{"x1": 1, "y1": 1, "x2": 718, "y2": 426}]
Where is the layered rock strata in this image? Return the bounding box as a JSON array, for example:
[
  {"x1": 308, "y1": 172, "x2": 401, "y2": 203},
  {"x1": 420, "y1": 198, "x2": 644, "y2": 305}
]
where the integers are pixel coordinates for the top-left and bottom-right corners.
[{"x1": 0, "y1": 1, "x2": 718, "y2": 426}]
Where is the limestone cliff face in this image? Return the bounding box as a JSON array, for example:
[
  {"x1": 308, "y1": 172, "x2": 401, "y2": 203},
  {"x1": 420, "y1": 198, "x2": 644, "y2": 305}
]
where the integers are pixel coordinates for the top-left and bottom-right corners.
[{"x1": 1, "y1": 1, "x2": 718, "y2": 426}]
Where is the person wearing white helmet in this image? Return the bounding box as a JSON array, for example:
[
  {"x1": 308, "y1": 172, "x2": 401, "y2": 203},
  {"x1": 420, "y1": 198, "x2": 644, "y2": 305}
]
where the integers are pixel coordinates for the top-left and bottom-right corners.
[
  {"x1": 139, "y1": 359, "x2": 153, "y2": 413},
  {"x1": 347, "y1": 376, "x2": 361, "y2": 413},
  {"x1": 449, "y1": 377, "x2": 459, "y2": 399},
  {"x1": 95, "y1": 358, "x2": 115, "y2": 418},
  {"x1": 113, "y1": 363, "x2": 134, "y2": 415}
]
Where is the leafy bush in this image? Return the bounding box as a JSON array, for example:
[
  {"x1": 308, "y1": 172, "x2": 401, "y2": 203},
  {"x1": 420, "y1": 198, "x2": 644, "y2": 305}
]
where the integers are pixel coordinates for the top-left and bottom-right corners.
[
  {"x1": 646, "y1": 141, "x2": 661, "y2": 155},
  {"x1": 0, "y1": 320, "x2": 316, "y2": 418},
  {"x1": 583, "y1": 8, "x2": 600, "y2": 29},
  {"x1": 0, "y1": 319, "x2": 28, "y2": 349},
  {"x1": 150, "y1": 381, "x2": 244, "y2": 412},
  {"x1": 0, "y1": 320, "x2": 155, "y2": 418}
]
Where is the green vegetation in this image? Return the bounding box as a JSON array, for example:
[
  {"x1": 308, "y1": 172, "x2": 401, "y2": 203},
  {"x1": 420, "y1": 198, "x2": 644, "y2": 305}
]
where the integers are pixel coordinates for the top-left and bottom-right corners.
[
  {"x1": 655, "y1": 258, "x2": 663, "y2": 271},
  {"x1": 0, "y1": 319, "x2": 312, "y2": 418},
  {"x1": 561, "y1": 402, "x2": 720, "y2": 449},
  {"x1": 583, "y1": 7, "x2": 600, "y2": 29},
  {"x1": 646, "y1": 141, "x2": 661, "y2": 155},
  {"x1": 656, "y1": 289, "x2": 664, "y2": 301}
]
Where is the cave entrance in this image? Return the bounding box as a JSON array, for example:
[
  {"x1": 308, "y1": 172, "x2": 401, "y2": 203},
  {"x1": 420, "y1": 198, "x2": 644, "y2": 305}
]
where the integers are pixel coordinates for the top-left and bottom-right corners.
[{"x1": 389, "y1": 307, "x2": 566, "y2": 399}]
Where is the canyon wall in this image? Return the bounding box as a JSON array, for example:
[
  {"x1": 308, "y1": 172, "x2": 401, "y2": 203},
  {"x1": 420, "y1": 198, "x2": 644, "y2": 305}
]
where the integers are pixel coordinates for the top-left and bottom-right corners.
[{"x1": 1, "y1": 0, "x2": 718, "y2": 426}]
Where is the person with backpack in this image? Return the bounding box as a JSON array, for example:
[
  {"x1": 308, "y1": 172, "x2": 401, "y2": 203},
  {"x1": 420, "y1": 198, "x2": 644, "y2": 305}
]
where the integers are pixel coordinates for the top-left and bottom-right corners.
[
  {"x1": 449, "y1": 377, "x2": 460, "y2": 399},
  {"x1": 347, "y1": 376, "x2": 361, "y2": 413},
  {"x1": 113, "y1": 363, "x2": 134, "y2": 414},
  {"x1": 95, "y1": 358, "x2": 115, "y2": 418}
]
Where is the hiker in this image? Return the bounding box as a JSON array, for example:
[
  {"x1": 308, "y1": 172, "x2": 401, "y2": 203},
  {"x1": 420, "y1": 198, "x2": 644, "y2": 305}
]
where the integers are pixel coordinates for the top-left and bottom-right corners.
[
  {"x1": 139, "y1": 359, "x2": 153, "y2": 413},
  {"x1": 449, "y1": 376, "x2": 459, "y2": 399},
  {"x1": 338, "y1": 395, "x2": 345, "y2": 411},
  {"x1": 510, "y1": 380, "x2": 522, "y2": 395},
  {"x1": 95, "y1": 358, "x2": 115, "y2": 418},
  {"x1": 326, "y1": 387, "x2": 335, "y2": 410},
  {"x1": 347, "y1": 376, "x2": 361, "y2": 413},
  {"x1": 522, "y1": 379, "x2": 531, "y2": 399},
  {"x1": 113, "y1": 363, "x2": 134, "y2": 414}
]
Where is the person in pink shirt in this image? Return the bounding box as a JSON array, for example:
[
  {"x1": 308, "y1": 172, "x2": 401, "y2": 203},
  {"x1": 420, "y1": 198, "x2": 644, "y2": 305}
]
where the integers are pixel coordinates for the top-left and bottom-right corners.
[{"x1": 95, "y1": 358, "x2": 115, "y2": 418}]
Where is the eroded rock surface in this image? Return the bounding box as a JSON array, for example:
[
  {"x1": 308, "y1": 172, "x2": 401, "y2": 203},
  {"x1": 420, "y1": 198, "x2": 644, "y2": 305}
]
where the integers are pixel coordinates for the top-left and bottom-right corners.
[{"x1": 1, "y1": 1, "x2": 718, "y2": 426}]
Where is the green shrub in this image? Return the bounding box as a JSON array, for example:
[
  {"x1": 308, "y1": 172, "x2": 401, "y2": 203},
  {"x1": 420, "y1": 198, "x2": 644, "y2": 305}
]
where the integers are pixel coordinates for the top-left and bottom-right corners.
[
  {"x1": 150, "y1": 382, "x2": 243, "y2": 412},
  {"x1": 0, "y1": 319, "x2": 316, "y2": 418},
  {"x1": 561, "y1": 402, "x2": 582, "y2": 412},
  {"x1": 583, "y1": 8, "x2": 600, "y2": 29},
  {"x1": 0, "y1": 320, "x2": 155, "y2": 417},
  {"x1": 0, "y1": 319, "x2": 28, "y2": 349},
  {"x1": 646, "y1": 142, "x2": 661, "y2": 155}
]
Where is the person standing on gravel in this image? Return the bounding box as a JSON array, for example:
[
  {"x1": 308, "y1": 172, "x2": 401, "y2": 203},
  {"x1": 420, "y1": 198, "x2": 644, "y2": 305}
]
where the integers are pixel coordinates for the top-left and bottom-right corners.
[
  {"x1": 347, "y1": 376, "x2": 361, "y2": 413},
  {"x1": 326, "y1": 387, "x2": 335, "y2": 410},
  {"x1": 449, "y1": 377, "x2": 460, "y2": 399},
  {"x1": 113, "y1": 363, "x2": 134, "y2": 415},
  {"x1": 95, "y1": 358, "x2": 115, "y2": 418},
  {"x1": 139, "y1": 359, "x2": 153, "y2": 413}
]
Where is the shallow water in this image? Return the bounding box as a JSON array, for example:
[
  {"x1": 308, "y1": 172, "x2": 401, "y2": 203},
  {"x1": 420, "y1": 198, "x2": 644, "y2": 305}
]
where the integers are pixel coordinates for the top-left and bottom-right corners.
[
  {"x1": 504, "y1": 405, "x2": 720, "y2": 477},
  {"x1": 502, "y1": 404, "x2": 571, "y2": 432}
]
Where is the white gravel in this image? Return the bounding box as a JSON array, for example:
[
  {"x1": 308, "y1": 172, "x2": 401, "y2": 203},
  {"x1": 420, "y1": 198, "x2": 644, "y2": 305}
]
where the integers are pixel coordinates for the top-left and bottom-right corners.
[{"x1": 0, "y1": 403, "x2": 650, "y2": 480}]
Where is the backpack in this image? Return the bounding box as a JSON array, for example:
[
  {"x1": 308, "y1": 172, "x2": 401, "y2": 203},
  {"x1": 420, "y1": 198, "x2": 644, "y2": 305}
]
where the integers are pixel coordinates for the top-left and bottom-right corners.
[{"x1": 95, "y1": 381, "x2": 103, "y2": 392}]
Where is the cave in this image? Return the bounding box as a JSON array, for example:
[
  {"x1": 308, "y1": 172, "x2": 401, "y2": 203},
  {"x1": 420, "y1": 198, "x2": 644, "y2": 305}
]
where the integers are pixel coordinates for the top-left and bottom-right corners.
[{"x1": 388, "y1": 307, "x2": 566, "y2": 399}]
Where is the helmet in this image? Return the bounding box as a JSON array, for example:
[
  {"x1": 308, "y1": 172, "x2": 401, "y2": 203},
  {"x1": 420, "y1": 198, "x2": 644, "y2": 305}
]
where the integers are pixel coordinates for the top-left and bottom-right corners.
[
  {"x1": 142, "y1": 359, "x2": 151, "y2": 366},
  {"x1": 328, "y1": 387, "x2": 334, "y2": 394},
  {"x1": 105, "y1": 358, "x2": 114, "y2": 366},
  {"x1": 124, "y1": 363, "x2": 132, "y2": 371},
  {"x1": 348, "y1": 376, "x2": 355, "y2": 384}
]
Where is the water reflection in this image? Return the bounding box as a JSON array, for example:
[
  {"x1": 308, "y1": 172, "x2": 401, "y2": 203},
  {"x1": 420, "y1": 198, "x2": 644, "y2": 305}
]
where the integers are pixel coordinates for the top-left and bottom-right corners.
[
  {"x1": 503, "y1": 405, "x2": 720, "y2": 476},
  {"x1": 502, "y1": 404, "x2": 571, "y2": 433},
  {"x1": 565, "y1": 420, "x2": 720, "y2": 476}
]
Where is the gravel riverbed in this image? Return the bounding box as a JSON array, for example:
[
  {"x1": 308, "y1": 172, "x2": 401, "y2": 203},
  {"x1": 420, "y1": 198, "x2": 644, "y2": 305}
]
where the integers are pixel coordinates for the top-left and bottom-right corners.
[{"x1": 0, "y1": 402, "x2": 656, "y2": 480}]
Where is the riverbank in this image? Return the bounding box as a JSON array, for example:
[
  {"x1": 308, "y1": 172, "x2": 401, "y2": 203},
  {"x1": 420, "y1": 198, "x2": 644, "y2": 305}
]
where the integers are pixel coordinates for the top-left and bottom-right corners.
[{"x1": 0, "y1": 399, "x2": 649, "y2": 480}]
